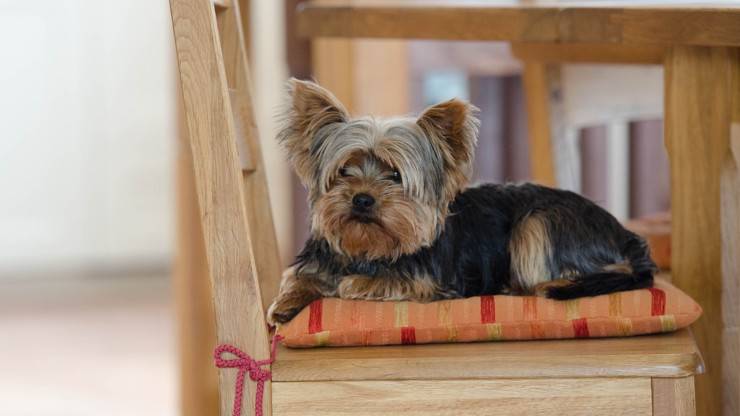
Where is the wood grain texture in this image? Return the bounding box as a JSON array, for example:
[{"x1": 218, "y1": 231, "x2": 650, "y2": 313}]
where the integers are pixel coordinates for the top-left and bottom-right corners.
[
  {"x1": 298, "y1": 2, "x2": 740, "y2": 47},
  {"x1": 215, "y1": 0, "x2": 254, "y2": 172},
  {"x1": 273, "y1": 378, "x2": 653, "y2": 415},
  {"x1": 725, "y1": 121, "x2": 740, "y2": 416},
  {"x1": 664, "y1": 45, "x2": 740, "y2": 416},
  {"x1": 722, "y1": 52, "x2": 740, "y2": 415},
  {"x1": 215, "y1": 2, "x2": 282, "y2": 311},
  {"x1": 238, "y1": 0, "x2": 250, "y2": 63},
  {"x1": 312, "y1": 39, "x2": 356, "y2": 112},
  {"x1": 511, "y1": 42, "x2": 665, "y2": 64},
  {"x1": 352, "y1": 40, "x2": 409, "y2": 116},
  {"x1": 213, "y1": 0, "x2": 231, "y2": 8},
  {"x1": 311, "y1": 38, "x2": 410, "y2": 117},
  {"x1": 273, "y1": 329, "x2": 701, "y2": 382},
  {"x1": 175, "y1": 94, "x2": 219, "y2": 416},
  {"x1": 653, "y1": 377, "x2": 696, "y2": 416},
  {"x1": 170, "y1": 0, "x2": 275, "y2": 414},
  {"x1": 521, "y1": 61, "x2": 556, "y2": 186}
]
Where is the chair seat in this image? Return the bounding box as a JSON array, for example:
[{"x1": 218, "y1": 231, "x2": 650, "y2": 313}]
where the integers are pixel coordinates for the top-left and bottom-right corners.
[{"x1": 273, "y1": 328, "x2": 702, "y2": 382}]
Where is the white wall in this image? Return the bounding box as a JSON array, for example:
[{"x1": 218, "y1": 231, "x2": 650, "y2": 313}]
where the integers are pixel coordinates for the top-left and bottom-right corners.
[{"x1": 0, "y1": 1, "x2": 176, "y2": 276}]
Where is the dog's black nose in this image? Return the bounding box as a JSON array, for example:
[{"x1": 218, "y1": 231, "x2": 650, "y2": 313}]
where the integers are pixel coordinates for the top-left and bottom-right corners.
[{"x1": 352, "y1": 193, "x2": 375, "y2": 209}]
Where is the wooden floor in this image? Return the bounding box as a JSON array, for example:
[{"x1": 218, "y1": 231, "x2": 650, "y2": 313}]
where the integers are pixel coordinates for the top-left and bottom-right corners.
[{"x1": 0, "y1": 274, "x2": 177, "y2": 415}]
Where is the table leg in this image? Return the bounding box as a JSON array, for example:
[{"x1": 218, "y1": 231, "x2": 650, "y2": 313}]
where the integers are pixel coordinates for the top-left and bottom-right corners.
[
  {"x1": 312, "y1": 39, "x2": 356, "y2": 111},
  {"x1": 312, "y1": 38, "x2": 409, "y2": 117},
  {"x1": 664, "y1": 45, "x2": 740, "y2": 416},
  {"x1": 521, "y1": 61, "x2": 557, "y2": 187}
]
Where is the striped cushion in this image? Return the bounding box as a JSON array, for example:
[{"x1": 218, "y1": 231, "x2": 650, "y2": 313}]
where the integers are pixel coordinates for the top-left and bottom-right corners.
[{"x1": 277, "y1": 278, "x2": 701, "y2": 348}]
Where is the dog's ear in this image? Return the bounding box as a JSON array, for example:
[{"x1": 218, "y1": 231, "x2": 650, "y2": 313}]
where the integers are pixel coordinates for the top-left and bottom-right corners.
[
  {"x1": 417, "y1": 99, "x2": 479, "y2": 190},
  {"x1": 278, "y1": 78, "x2": 350, "y2": 184}
]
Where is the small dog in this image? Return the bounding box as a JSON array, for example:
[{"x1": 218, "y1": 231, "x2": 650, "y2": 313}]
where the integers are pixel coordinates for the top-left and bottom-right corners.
[{"x1": 267, "y1": 79, "x2": 655, "y2": 325}]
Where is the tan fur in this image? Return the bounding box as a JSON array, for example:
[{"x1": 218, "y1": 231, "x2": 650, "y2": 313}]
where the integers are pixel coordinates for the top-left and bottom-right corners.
[
  {"x1": 337, "y1": 274, "x2": 443, "y2": 302},
  {"x1": 280, "y1": 79, "x2": 350, "y2": 184},
  {"x1": 558, "y1": 268, "x2": 579, "y2": 279},
  {"x1": 509, "y1": 214, "x2": 554, "y2": 293},
  {"x1": 531, "y1": 262, "x2": 634, "y2": 298},
  {"x1": 534, "y1": 279, "x2": 575, "y2": 297},
  {"x1": 603, "y1": 261, "x2": 633, "y2": 274},
  {"x1": 312, "y1": 154, "x2": 438, "y2": 260},
  {"x1": 267, "y1": 266, "x2": 336, "y2": 325},
  {"x1": 416, "y1": 99, "x2": 479, "y2": 204}
]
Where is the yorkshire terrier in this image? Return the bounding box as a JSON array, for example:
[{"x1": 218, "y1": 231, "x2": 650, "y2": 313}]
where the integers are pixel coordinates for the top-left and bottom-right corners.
[{"x1": 267, "y1": 79, "x2": 655, "y2": 325}]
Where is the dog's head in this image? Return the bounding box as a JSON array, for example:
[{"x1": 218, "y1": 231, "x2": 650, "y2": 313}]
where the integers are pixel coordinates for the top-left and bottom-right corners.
[{"x1": 278, "y1": 79, "x2": 479, "y2": 260}]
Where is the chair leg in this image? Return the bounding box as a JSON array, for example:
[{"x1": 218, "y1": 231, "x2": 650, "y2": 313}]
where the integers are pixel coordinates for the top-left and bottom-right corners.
[
  {"x1": 557, "y1": 126, "x2": 582, "y2": 193},
  {"x1": 652, "y1": 377, "x2": 696, "y2": 416},
  {"x1": 606, "y1": 120, "x2": 630, "y2": 220}
]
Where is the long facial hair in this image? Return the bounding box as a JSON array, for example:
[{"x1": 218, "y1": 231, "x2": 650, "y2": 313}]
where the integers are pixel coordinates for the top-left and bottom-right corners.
[
  {"x1": 277, "y1": 78, "x2": 480, "y2": 260},
  {"x1": 313, "y1": 152, "x2": 439, "y2": 260}
]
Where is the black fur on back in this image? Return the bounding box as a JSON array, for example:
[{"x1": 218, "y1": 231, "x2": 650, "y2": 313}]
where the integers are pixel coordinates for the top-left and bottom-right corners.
[{"x1": 294, "y1": 183, "x2": 656, "y2": 300}]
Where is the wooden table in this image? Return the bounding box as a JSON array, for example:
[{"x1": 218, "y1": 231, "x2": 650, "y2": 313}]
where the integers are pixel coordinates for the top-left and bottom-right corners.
[{"x1": 297, "y1": 2, "x2": 740, "y2": 415}]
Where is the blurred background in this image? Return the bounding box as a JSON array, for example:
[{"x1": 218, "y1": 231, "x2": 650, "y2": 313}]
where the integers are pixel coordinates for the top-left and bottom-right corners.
[{"x1": 0, "y1": 0, "x2": 670, "y2": 415}]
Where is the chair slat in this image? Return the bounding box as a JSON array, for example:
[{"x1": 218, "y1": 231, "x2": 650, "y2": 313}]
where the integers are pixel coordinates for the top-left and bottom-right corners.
[
  {"x1": 216, "y1": 1, "x2": 282, "y2": 311},
  {"x1": 229, "y1": 89, "x2": 256, "y2": 172},
  {"x1": 170, "y1": 0, "x2": 274, "y2": 414},
  {"x1": 213, "y1": 0, "x2": 231, "y2": 9}
]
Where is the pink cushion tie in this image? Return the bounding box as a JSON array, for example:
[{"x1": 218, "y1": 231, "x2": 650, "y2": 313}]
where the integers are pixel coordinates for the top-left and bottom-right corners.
[{"x1": 214, "y1": 334, "x2": 283, "y2": 416}]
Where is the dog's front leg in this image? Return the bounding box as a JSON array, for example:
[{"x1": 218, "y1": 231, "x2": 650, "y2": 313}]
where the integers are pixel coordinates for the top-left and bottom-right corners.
[
  {"x1": 338, "y1": 274, "x2": 445, "y2": 302},
  {"x1": 267, "y1": 266, "x2": 336, "y2": 325}
]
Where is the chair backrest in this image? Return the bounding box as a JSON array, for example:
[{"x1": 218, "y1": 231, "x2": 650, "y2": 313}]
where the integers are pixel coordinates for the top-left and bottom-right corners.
[{"x1": 170, "y1": 0, "x2": 280, "y2": 413}]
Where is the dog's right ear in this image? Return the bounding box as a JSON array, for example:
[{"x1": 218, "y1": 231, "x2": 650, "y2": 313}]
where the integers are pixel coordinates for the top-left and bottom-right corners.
[{"x1": 278, "y1": 78, "x2": 350, "y2": 184}]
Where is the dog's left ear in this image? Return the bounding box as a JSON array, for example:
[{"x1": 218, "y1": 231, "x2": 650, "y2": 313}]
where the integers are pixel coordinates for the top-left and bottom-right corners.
[{"x1": 417, "y1": 99, "x2": 479, "y2": 187}]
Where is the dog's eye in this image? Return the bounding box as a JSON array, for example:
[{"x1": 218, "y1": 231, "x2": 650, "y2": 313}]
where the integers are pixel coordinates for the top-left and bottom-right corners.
[
  {"x1": 390, "y1": 169, "x2": 402, "y2": 183},
  {"x1": 339, "y1": 167, "x2": 349, "y2": 177}
]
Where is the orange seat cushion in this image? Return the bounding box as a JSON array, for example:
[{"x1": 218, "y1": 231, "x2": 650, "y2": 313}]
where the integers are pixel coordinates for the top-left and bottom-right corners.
[{"x1": 277, "y1": 278, "x2": 701, "y2": 348}]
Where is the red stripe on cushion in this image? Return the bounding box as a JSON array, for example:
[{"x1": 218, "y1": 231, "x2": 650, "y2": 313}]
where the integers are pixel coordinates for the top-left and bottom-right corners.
[
  {"x1": 649, "y1": 288, "x2": 666, "y2": 316},
  {"x1": 401, "y1": 326, "x2": 416, "y2": 344},
  {"x1": 480, "y1": 296, "x2": 495, "y2": 323},
  {"x1": 572, "y1": 318, "x2": 590, "y2": 338},
  {"x1": 308, "y1": 300, "x2": 323, "y2": 334}
]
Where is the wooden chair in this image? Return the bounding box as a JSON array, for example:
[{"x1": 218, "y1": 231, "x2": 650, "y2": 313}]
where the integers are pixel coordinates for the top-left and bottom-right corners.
[{"x1": 170, "y1": 1, "x2": 702, "y2": 414}]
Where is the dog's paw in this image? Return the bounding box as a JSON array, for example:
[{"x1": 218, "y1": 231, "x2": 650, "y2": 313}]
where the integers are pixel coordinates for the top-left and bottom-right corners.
[{"x1": 266, "y1": 296, "x2": 304, "y2": 326}]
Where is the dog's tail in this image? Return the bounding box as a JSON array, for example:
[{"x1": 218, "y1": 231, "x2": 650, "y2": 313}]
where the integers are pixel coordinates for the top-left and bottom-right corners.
[
  {"x1": 544, "y1": 270, "x2": 654, "y2": 300},
  {"x1": 545, "y1": 235, "x2": 656, "y2": 300}
]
